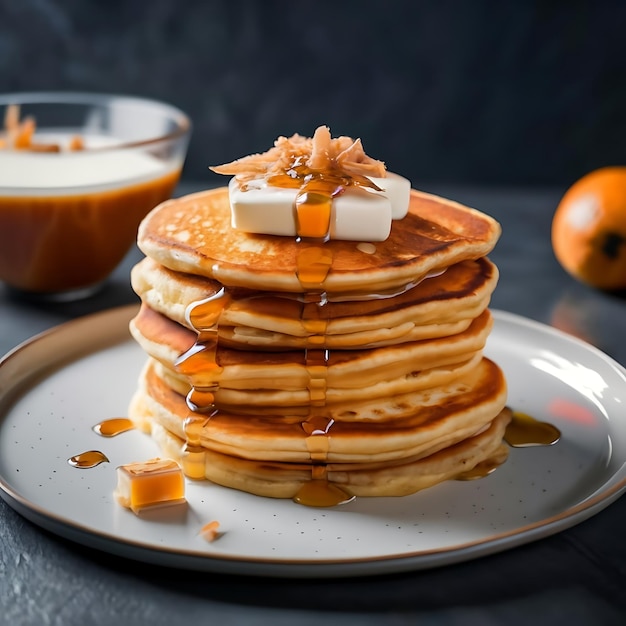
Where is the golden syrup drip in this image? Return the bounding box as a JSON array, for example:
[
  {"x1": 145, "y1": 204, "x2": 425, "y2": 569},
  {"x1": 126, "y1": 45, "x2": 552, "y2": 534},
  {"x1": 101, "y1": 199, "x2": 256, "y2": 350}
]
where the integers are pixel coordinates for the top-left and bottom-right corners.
[
  {"x1": 267, "y1": 162, "x2": 381, "y2": 195},
  {"x1": 175, "y1": 288, "x2": 232, "y2": 413},
  {"x1": 187, "y1": 384, "x2": 220, "y2": 413},
  {"x1": 297, "y1": 279, "x2": 336, "y2": 499},
  {"x1": 180, "y1": 450, "x2": 206, "y2": 479},
  {"x1": 180, "y1": 415, "x2": 211, "y2": 479},
  {"x1": 302, "y1": 414, "x2": 335, "y2": 461},
  {"x1": 68, "y1": 450, "x2": 109, "y2": 468},
  {"x1": 176, "y1": 343, "x2": 221, "y2": 412},
  {"x1": 294, "y1": 464, "x2": 354, "y2": 507},
  {"x1": 289, "y1": 190, "x2": 339, "y2": 503},
  {"x1": 295, "y1": 188, "x2": 333, "y2": 240},
  {"x1": 304, "y1": 348, "x2": 330, "y2": 407},
  {"x1": 296, "y1": 247, "x2": 333, "y2": 289},
  {"x1": 504, "y1": 410, "x2": 561, "y2": 447},
  {"x1": 267, "y1": 155, "x2": 380, "y2": 242},
  {"x1": 297, "y1": 299, "x2": 340, "y2": 503},
  {"x1": 302, "y1": 299, "x2": 329, "y2": 346},
  {"x1": 293, "y1": 478, "x2": 355, "y2": 507},
  {"x1": 268, "y1": 159, "x2": 381, "y2": 242},
  {"x1": 174, "y1": 288, "x2": 232, "y2": 477},
  {"x1": 93, "y1": 418, "x2": 134, "y2": 437},
  {"x1": 188, "y1": 288, "x2": 230, "y2": 337},
  {"x1": 183, "y1": 415, "x2": 212, "y2": 448}
]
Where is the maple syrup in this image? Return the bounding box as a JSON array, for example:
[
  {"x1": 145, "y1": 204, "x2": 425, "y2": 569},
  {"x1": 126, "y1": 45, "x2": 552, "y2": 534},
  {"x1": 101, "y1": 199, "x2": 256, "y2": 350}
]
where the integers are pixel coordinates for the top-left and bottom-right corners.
[
  {"x1": 171, "y1": 288, "x2": 234, "y2": 478},
  {"x1": 302, "y1": 414, "x2": 334, "y2": 461},
  {"x1": 268, "y1": 159, "x2": 380, "y2": 241},
  {"x1": 70, "y1": 420, "x2": 130, "y2": 471},
  {"x1": 93, "y1": 418, "x2": 135, "y2": 437},
  {"x1": 179, "y1": 416, "x2": 208, "y2": 480},
  {"x1": 504, "y1": 410, "x2": 561, "y2": 447},
  {"x1": 68, "y1": 450, "x2": 109, "y2": 468},
  {"x1": 270, "y1": 159, "x2": 361, "y2": 504},
  {"x1": 175, "y1": 288, "x2": 232, "y2": 412},
  {"x1": 293, "y1": 463, "x2": 354, "y2": 507},
  {"x1": 295, "y1": 412, "x2": 354, "y2": 507},
  {"x1": 455, "y1": 408, "x2": 560, "y2": 481},
  {"x1": 296, "y1": 247, "x2": 333, "y2": 289},
  {"x1": 271, "y1": 167, "x2": 338, "y2": 501},
  {"x1": 294, "y1": 478, "x2": 355, "y2": 507}
]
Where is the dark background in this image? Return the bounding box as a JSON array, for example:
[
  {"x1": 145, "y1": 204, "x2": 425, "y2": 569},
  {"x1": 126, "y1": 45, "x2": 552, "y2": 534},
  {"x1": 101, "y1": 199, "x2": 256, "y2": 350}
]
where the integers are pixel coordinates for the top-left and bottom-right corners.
[{"x1": 1, "y1": 0, "x2": 625, "y2": 189}]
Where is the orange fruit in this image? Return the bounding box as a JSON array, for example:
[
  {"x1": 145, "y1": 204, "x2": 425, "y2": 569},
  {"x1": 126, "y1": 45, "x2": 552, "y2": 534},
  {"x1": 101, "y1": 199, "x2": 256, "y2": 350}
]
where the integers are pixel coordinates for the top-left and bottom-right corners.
[{"x1": 551, "y1": 167, "x2": 626, "y2": 290}]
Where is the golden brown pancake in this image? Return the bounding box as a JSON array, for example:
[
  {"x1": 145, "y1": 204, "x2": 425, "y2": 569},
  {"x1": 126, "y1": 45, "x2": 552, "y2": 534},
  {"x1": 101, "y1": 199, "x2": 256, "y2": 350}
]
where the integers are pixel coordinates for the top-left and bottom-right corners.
[
  {"x1": 130, "y1": 356, "x2": 507, "y2": 463},
  {"x1": 128, "y1": 359, "x2": 509, "y2": 498},
  {"x1": 148, "y1": 353, "x2": 485, "y2": 410},
  {"x1": 136, "y1": 187, "x2": 501, "y2": 294},
  {"x1": 131, "y1": 256, "x2": 498, "y2": 349},
  {"x1": 139, "y1": 416, "x2": 511, "y2": 499},
  {"x1": 129, "y1": 305, "x2": 493, "y2": 405}
]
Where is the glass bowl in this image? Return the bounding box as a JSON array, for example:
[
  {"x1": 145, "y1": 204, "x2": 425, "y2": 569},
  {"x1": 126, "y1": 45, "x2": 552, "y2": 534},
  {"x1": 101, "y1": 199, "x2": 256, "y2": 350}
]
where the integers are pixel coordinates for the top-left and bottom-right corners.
[{"x1": 0, "y1": 92, "x2": 191, "y2": 301}]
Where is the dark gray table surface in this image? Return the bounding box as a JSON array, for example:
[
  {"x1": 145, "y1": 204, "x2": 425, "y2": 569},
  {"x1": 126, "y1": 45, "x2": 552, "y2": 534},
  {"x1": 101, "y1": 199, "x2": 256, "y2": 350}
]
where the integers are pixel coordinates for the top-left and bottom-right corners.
[{"x1": 1, "y1": 182, "x2": 625, "y2": 626}]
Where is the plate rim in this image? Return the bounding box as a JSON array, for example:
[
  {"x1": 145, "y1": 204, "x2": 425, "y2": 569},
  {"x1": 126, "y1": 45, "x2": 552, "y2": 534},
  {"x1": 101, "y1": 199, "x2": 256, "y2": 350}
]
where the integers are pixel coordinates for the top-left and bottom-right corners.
[{"x1": 1, "y1": 305, "x2": 625, "y2": 577}]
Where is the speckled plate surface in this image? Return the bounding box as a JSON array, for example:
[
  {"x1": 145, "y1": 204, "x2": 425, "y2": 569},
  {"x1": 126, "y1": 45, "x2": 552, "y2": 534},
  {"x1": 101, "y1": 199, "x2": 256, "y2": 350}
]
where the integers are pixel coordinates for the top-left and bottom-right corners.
[{"x1": 0, "y1": 305, "x2": 625, "y2": 577}]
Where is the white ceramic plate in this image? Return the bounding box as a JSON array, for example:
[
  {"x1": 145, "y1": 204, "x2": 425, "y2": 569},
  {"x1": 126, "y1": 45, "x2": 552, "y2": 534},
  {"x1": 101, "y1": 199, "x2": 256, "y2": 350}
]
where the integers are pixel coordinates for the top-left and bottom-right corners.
[{"x1": 0, "y1": 306, "x2": 625, "y2": 577}]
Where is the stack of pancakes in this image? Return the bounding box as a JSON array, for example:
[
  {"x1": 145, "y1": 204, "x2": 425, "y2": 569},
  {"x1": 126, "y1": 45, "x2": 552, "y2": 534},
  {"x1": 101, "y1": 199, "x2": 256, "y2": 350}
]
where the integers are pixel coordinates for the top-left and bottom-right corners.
[{"x1": 128, "y1": 186, "x2": 509, "y2": 502}]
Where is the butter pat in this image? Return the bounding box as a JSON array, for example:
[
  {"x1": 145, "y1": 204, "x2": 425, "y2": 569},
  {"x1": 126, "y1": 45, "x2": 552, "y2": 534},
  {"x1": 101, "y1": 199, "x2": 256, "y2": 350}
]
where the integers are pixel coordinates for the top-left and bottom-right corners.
[
  {"x1": 229, "y1": 172, "x2": 410, "y2": 242},
  {"x1": 114, "y1": 457, "x2": 185, "y2": 514},
  {"x1": 368, "y1": 172, "x2": 411, "y2": 220}
]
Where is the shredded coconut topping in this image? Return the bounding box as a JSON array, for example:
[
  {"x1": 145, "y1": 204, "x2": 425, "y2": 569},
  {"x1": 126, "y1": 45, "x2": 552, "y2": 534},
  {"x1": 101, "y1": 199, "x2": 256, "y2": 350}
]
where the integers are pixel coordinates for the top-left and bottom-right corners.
[{"x1": 210, "y1": 125, "x2": 387, "y2": 187}]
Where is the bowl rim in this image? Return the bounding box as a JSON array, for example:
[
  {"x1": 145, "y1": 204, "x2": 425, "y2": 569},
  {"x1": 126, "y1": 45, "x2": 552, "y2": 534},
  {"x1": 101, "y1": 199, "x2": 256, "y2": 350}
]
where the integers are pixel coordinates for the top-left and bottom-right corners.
[{"x1": 0, "y1": 91, "x2": 191, "y2": 150}]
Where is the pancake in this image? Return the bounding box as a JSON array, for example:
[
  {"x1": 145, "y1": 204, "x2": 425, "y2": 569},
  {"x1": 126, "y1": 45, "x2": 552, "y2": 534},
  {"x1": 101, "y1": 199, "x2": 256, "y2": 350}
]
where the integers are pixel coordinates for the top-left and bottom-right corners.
[
  {"x1": 131, "y1": 256, "x2": 499, "y2": 349},
  {"x1": 130, "y1": 356, "x2": 508, "y2": 465},
  {"x1": 129, "y1": 304, "x2": 493, "y2": 404},
  {"x1": 139, "y1": 415, "x2": 511, "y2": 499},
  {"x1": 147, "y1": 355, "x2": 486, "y2": 423},
  {"x1": 136, "y1": 187, "x2": 501, "y2": 295},
  {"x1": 128, "y1": 360, "x2": 510, "y2": 498},
  {"x1": 149, "y1": 352, "x2": 484, "y2": 409}
]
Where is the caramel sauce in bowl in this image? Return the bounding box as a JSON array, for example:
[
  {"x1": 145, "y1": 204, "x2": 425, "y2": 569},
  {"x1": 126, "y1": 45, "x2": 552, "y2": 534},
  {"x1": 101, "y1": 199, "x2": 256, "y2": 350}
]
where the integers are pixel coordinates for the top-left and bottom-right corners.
[{"x1": 0, "y1": 92, "x2": 190, "y2": 300}]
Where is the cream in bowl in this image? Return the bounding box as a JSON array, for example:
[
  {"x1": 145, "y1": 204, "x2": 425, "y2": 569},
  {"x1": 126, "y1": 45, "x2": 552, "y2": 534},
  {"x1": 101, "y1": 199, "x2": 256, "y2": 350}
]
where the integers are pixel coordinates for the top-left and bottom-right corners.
[{"x1": 0, "y1": 92, "x2": 191, "y2": 300}]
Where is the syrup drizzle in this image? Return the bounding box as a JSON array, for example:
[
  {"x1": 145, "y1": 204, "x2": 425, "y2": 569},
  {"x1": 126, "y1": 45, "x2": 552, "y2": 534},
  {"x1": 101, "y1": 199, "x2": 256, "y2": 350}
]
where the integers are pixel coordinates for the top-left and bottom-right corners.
[
  {"x1": 176, "y1": 288, "x2": 231, "y2": 413},
  {"x1": 268, "y1": 159, "x2": 381, "y2": 241},
  {"x1": 173, "y1": 289, "x2": 232, "y2": 478},
  {"x1": 288, "y1": 172, "x2": 356, "y2": 506}
]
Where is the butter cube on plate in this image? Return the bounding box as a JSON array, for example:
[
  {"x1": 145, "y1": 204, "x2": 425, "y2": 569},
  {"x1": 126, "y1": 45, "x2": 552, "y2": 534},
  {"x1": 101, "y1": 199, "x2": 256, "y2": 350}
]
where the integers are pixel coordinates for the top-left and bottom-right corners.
[
  {"x1": 114, "y1": 457, "x2": 185, "y2": 514},
  {"x1": 229, "y1": 172, "x2": 410, "y2": 242}
]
